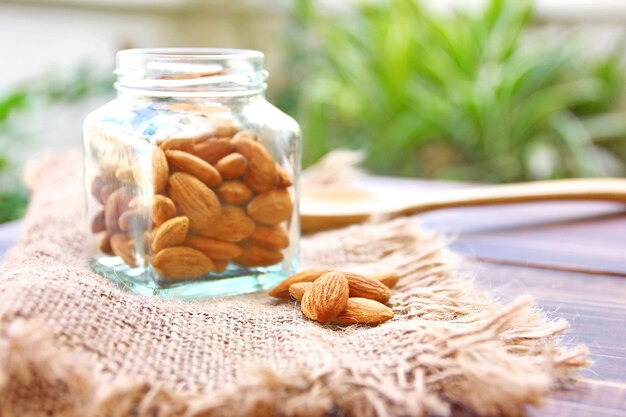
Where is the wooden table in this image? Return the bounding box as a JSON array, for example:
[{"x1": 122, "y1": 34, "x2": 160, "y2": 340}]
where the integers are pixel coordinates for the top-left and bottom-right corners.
[{"x1": 1, "y1": 177, "x2": 625, "y2": 416}]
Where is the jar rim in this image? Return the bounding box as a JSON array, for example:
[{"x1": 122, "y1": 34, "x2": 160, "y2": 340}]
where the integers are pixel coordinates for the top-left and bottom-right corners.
[{"x1": 115, "y1": 48, "x2": 267, "y2": 97}]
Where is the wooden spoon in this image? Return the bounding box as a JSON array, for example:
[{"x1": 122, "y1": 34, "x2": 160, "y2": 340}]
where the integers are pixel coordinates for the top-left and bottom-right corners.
[{"x1": 300, "y1": 178, "x2": 626, "y2": 233}]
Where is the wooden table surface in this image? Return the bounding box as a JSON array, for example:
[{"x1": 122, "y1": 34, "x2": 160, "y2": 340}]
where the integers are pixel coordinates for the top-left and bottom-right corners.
[{"x1": 1, "y1": 176, "x2": 625, "y2": 416}]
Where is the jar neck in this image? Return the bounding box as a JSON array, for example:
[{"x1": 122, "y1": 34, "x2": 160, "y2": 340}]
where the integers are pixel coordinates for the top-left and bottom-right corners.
[{"x1": 114, "y1": 48, "x2": 268, "y2": 100}]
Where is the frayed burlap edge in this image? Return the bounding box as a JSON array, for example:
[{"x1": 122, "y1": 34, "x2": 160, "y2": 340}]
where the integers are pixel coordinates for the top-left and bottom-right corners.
[{"x1": 0, "y1": 152, "x2": 590, "y2": 417}]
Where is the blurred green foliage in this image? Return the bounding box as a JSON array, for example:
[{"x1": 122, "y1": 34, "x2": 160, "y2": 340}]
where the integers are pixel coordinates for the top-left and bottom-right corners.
[
  {"x1": 279, "y1": 0, "x2": 626, "y2": 181},
  {"x1": 0, "y1": 65, "x2": 113, "y2": 223}
]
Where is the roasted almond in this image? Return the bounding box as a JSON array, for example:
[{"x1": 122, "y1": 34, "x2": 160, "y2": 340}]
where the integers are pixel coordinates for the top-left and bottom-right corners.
[
  {"x1": 192, "y1": 138, "x2": 235, "y2": 164},
  {"x1": 99, "y1": 233, "x2": 113, "y2": 255},
  {"x1": 104, "y1": 188, "x2": 132, "y2": 233},
  {"x1": 247, "y1": 189, "x2": 293, "y2": 225},
  {"x1": 110, "y1": 234, "x2": 137, "y2": 267},
  {"x1": 232, "y1": 133, "x2": 276, "y2": 193},
  {"x1": 233, "y1": 245, "x2": 283, "y2": 267},
  {"x1": 301, "y1": 271, "x2": 349, "y2": 323},
  {"x1": 215, "y1": 153, "x2": 248, "y2": 179},
  {"x1": 152, "y1": 246, "x2": 215, "y2": 280},
  {"x1": 158, "y1": 136, "x2": 203, "y2": 153},
  {"x1": 249, "y1": 225, "x2": 289, "y2": 250},
  {"x1": 151, "y1": 216, "x2": 189, "y2": 252},
  {"x1": 184, "y1": 235, "x2": 243, "y2": 260},
  {"x1": 118, "y1": 208, "x2": 149, "y2": 233},
  {"x1": 217, "y1": 181, "x2": 253, "y2": 205},
  {"x1": 210, "y1": 118, "x2": 238, "y2": 137},
  {"x1": 91, "y1": 175, "x2": 108, "y2": 204},
  {"x1": 268, "y1": 268, "x2": 333, "y2": 298},
  {"x1": 152, "y1": 195, "x2": 177, "y2": 226},
  {"x1": 275, "y1": 165, "x2": 293, "y2": 188},
  {"x1": 165, "y1": 150, "x2": 222, "y2": 187},
  {"x1": 99, "y1": 183, "x2": 119, "y2": 206},
  {"x1": 152, "y1": 146, "x2": 169, "y2": 194},
  {"x1": 213, "y1": 259, "x2": 228, "y2": 273},
  {"x1": 168, "y1": 172, "x2": 221, "y2": 231},
  {"x1": 345, "y1": 272, "x2": 392, "y2": 304},
  {"x1": 288, "y1": 282, "x2": 313, "y2": 301},
  {"x1": 197, "y1": 205, "x2": 254, "y2": 242},
  {"x1": 91, "y1": 210, "x2": 106, "y2": 233},
  {"x1": 115, "y1": 166, "x2": 137, "y2": 185},
  {"x1": 369, "y1": 271, "x2": 400, "y2": 290},
  {"x1": 334, "y1": 298, "x2": 394, "y2": 326}
]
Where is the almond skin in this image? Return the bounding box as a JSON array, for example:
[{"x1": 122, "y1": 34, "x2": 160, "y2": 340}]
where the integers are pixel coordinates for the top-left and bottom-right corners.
[
  {"x1": 233, "y1": 245, "x2": 283, "y2": 267},
  {"x1": 288, "y1": 282, "x2": 313, "y2": 301},
  {"x1": 197, "y1": 205, "x2": 255, "y2": 242},
  {"x1": 232, "y1": 133, "x2": 277, "y2": 193},
  {"x1": 115, "y1": 166, "x2": 137, "y2": 186},
  {"x1": 213, "y1": 259, "x2": 229, "y2": 273},
  {"x1": 99, "y1": 183, "x2": 119, "y2": 206},
  {"x1": 152, "y1": 146, "x2": 169, "y2": 194},
  {"x1": 165, "y1": 150, "x2": 222, "y2": 187},
  {"x1": 158, "y1": 137, "x2": 202, "y2": 153},
  {"x1": 217, "y1": 181, "x2": 254, "y2": 205},
  {"x1": 99, "y1": 233, "x2": 114, "y2": 255},
  {"x1": 210, "y1": 119, "x2": 238, "y2": 137},
  {"x1": 152, "y1": 195, "x2": 177, "y2": 227},
  {"x1": 168, "y1": 172, "x2": 221, "y2": 231},
  {"x1": 334, "y1": 298, "x2": 394, "y2": 326},
  {"x1": 247, "y1": 189, "x2": 293, "y2": 225},
  {"x1": 268, "y1": 268, "x2": 333, "y2": 298},
  {"x1": 90, "y1": 175, "x2": 108, "y2": 204},
  {"x1": 249, "y1": 225, "x2": 289, "y2": 250},
  {"x1": 104, "y1": 188, "x2": 132, "y2": 233},
  {"x1": 275, "y1": 165, "x2": 293, "y2": 188},
  {"x1": 215, "y1": 153, "x2": 248, "y2": 179},
  {"x1": 91, "y1": 210, "x2": 106, "y2": 233},
  {"x1": 118, "y1": 209, "x2": 149, "y2": 233},
  {"x1": 151, "y1": 216, "x2": 189, "y2": 252},
  {"x1": 192, "y1": 138, "x2": 235, "y2": 164},
  {"x1": 184, "y1": 235, "x2": 243, "y2": 260},
  {"x1": 369, "y1": 271, "x2": 400, "y2": 290},
  {"x1": 301, "y1": 271, "x2": 349, "y2": 323},
  {"x1": 345, "y1": 272, "x2": 392, "y2": 304},
  {"x1": 152, "y1": 246, "x2": 215, "y2": 280},
  {"x1": 110, "y1": 234, "x2": 137, "y2": 267}
]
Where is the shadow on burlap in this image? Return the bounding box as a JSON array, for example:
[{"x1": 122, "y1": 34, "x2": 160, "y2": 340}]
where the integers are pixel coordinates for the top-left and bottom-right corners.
[{"x1": 0, "y1": 152, "x2": 589, "y2": 417}]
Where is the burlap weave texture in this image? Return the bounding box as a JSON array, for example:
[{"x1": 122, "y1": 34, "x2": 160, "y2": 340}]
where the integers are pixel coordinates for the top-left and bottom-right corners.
[{"x1": 0, "y1": 152, "x2": 588, "y2": 417}]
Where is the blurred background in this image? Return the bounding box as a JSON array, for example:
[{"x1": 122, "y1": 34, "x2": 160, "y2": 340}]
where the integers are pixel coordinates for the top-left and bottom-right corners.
[{"x1": 1, "y1": 0, "x2": 626, "y2": 223}]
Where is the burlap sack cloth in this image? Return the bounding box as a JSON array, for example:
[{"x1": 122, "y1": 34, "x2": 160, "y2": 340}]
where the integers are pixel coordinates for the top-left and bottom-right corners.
[{"x1": 0, "y1": 152, "x2": 588, "y2": 417}]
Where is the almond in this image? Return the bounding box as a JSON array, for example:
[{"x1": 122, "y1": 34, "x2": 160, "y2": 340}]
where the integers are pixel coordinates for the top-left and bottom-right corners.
[
  {"x1": 210, "y1": 119, "x2": 238, "y2": 137},
  {"x1": 217, "y1": 181, "x2": 253, "y2": 204},
  {"x1": 91, "y1": 175, "x2": 108, "y2": 204},
  {"x1": 99, "y1": 233, "x2": 113, "y2": 255},
  {"x1": 197, "y1": 205, "x2": 254, "y2": 242},
  {"x1": 152, "y1": 195, "x2": 177, "y2": 226},
  {"x1": 215, "y1": 152, "x2": 248, "y2": 179},
  {"x1": 192, "y1": 138, "x2": 235, "y2": 164},
  {"x1": 158, "y1": 136, "x2": 203, "y2": 153},
  {"x1": 301, "y1": 271, "x2": 349, "y2": 323},
  {"x1": 275, "y1": 165, "x2": 293, "y2": 188},
  {"x1": 185, "y1": 235, "x2": 243, "y2": 260},
  {"x1": 152, "y1": 147, "x2": 169, "y2": 194},
  {"x1": 247, "y1": 189, "x2": 293, "y2": 225},
  {"x1": 110, "y1": 234, "x2": 137, "y2": 267},
  {"x1": 91, "y1": 210, "x2": 106, "y2": 233},
  {"x1": 99, "y1": 183, "x2": 119, "y2": 206},
  {"x1": 345, "y1": 272, "x2": 392, "y2": 304},
  {"x1": 268, "y1": 268, "x2": 332, "y2": 298},
  {"x1": 288, "y1": 282, "x2": 312, "y2": 301},
  {"x1": 104, "y1": 188, "x2": 132, "y2": 233},
  {"x1": 118, "y1": 208, "x2": 149, "y2": 233},
  {"x1": 152, "y1": 246, "x2": 215, "y2": 280},
  {"x1": 213, "y1": 259, "x2": 228, "y2": 273},
  {"x1": 249, "y1": 225, "x2": 289, "y2": 250},
  {"x1": 165, "y1": 150, "x2": 222, "y2": 187},
  {"x1": 369, "y1": 271, "x2": 400, "y2": 290},
  {"x1": 115, "y1": 166, "x2": 137, "y2": 185},
  {"x1": 232, "y1": 133, "x2": 276, "y2": 193},
  {"x1": 168, "y1": 172, "x2": 221, "y2": 231},
  {"x1": 334, "y1": 298, "x2": 394, "y2": 326},
  {"x1": 233, "y1": 245, "x2": 283, "y2": 267},
  {"x1": 151, "y1": 216, "x2": 189, "y2": 252}
]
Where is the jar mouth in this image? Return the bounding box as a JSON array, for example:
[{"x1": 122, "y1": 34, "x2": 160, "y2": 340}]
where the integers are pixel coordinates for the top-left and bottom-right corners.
[{"x1": 115, "y1": 48, "x2": 268, "y2": 97}]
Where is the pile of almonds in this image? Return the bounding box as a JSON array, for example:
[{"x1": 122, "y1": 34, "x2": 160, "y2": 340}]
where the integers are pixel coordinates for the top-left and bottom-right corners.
[
  {"x1": 269, "y1": 268, "x2": 399, "y2": 326},
  {"x1": 90, "y1": 122, "x2": 294, "y2": 281}
]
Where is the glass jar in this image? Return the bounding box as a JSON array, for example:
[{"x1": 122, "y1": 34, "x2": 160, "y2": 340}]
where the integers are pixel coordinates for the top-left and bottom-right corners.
[{"x1": 83, "y1": 48, "x2": 300, "y2": 298}]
